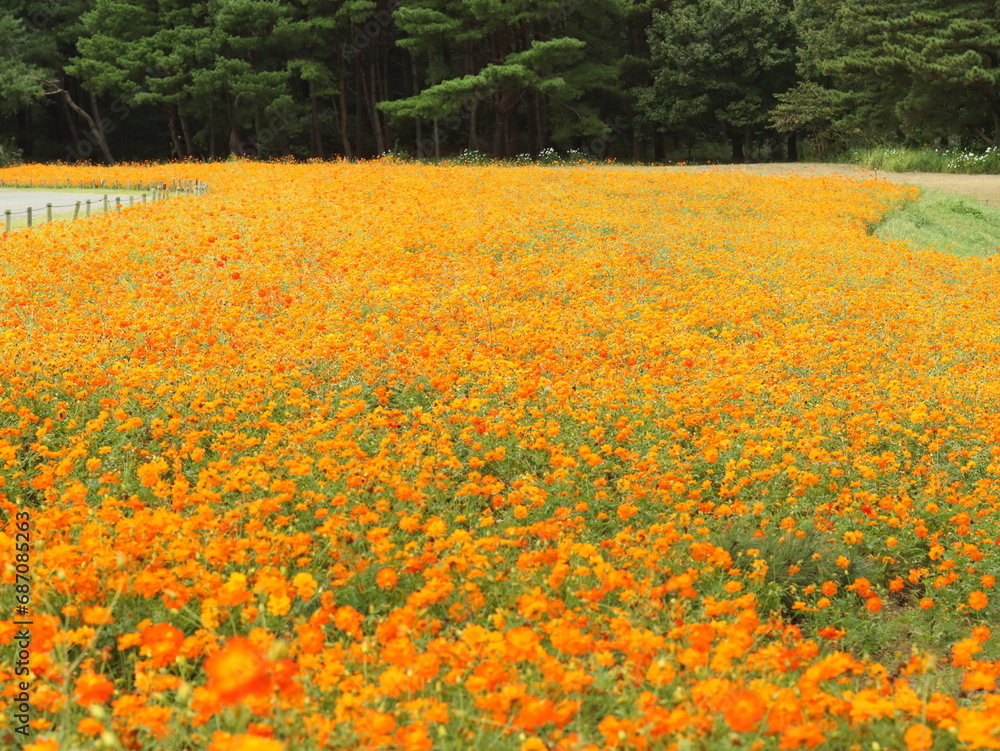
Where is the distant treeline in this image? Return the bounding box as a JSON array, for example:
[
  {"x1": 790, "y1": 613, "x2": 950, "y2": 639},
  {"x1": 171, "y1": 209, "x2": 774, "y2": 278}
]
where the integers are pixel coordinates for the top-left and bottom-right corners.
[{"x1": 2, "y1": 0, "x2": 997, "y2": 164}]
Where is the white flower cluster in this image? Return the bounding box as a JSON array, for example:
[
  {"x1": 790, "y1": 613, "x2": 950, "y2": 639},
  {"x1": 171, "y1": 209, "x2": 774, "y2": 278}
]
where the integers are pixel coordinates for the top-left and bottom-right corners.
[{"x1": 944, "y1": 146, "x2": 1000, "y2": 173}]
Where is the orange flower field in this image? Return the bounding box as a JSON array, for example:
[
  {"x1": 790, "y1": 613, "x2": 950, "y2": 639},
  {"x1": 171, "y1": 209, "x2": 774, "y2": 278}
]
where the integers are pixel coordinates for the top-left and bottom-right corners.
[{"x1": 1, "y1": 162, "x2": 999, "y2": 750}]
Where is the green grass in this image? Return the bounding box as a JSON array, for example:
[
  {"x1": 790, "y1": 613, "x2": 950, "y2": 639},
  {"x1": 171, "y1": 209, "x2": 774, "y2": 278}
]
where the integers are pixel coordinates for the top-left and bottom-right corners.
[
  {"x1": 873, "y1": 187, "x2": 1000, "y2": 258},
  {"x1": 852, "y1": 144, "x2": 1000, "y2": 174}
]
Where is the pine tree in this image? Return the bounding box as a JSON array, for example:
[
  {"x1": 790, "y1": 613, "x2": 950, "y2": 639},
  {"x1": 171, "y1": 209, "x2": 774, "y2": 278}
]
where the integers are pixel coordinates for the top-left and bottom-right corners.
[{"x1": 640, "y1": 0, "x2": 797, "y2": 162}]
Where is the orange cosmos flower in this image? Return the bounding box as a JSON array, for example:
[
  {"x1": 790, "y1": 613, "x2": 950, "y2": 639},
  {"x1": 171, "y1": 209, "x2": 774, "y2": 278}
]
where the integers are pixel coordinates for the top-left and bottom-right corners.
[
  {"x1": 818, "y1": 626, "x2": 846, "y2": 640},
  {"x1": 505, "y1": 626, "x2": 542, "y2": 661},
  {"x1": 74, "y1": 671, "x2": 115, "y2": 706},
  {"x1": 77, "y1": 717, "x2": 105, "y2": 736},
  {"x1": 140, "y1": 622, "x2": 185, "y2": 667},
  {"x1": 207, "y1": 733, "x2": 285, "y2": 751},
  {"x1": 204, "y1": 637, "x2": 273, "y2": 705},
  {"x1": 968, "y1": 591, "x2": 988, "y2": 611},
  {"x1": 847, "y1": 578, "x2": 871, "y2": 597},
  {"x1": 376, "y1": 567, "x2": 399, "y2": 590},
  {"x1": 23, "y1": 739, "x2": 59, "y2": 751},
  {"x1": 903, "y1": 724, "x2": 933, "y2": 751},
  {"x1": 779, "y1": 722, "x2": 826, "y2": 749},
  {"x1": 723, "y1": 689, "x2": 766, "y2": 732},
  {"x1": 971, "y1": 626, "x2": 991, "y2": 643},
  {"x1": 292, "y1": 572, "x2": 318, "y2": 600},
  {"x1": 82, "y1": 606, "x2": 114, "y2": 625},
  {"x1": 333, "y1": 605, "x2": 364, "y2": 638},
  {"x1": 951, "y1": 638, "x2": 982, "y2": 668}
]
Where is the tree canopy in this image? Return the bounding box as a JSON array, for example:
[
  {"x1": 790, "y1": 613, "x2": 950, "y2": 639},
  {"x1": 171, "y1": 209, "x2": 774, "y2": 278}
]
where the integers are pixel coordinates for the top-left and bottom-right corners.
[{"x1": 1, "y1": 0, "x2": 998, "y2": 163}]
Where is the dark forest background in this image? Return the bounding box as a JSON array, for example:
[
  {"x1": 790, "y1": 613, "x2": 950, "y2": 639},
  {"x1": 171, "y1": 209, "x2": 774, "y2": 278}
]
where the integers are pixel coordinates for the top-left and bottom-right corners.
[{"x1": 2, "y1": 0, "x2": 998, "y2": 164}]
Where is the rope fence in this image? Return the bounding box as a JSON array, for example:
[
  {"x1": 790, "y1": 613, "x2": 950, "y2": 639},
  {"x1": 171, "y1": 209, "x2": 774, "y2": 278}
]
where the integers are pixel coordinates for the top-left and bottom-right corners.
[{"x1": 1, "y1": 179, "x2": 208, "y2": 233}]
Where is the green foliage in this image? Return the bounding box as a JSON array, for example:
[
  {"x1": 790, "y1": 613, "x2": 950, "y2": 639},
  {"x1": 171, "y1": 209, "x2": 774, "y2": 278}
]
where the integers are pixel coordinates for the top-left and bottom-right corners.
[
  {"x1": 793, "y1": 0, "x2": 1000, "y2": 147},
  {"x1": 639, "y1": 0, "x2": 797, "y2": 161},
  {"x1": 715, "y1": 519, "x2": 876, "y2": 618},
  {"x1": 5, "y1": 0, "x2": 1000, "y2": 160},
  {"x1": 0, "y1": 137, "x2": 24, "y2": 167},
  {"x1": 871, "y1": 186, "x2": 1000, "y2": 258},
  {"x1": 769, "y1": 81, "x2": 845, "y2": 157},
  {"x1": 852, "y1": 144, "x2": 1000, "y2": 174},
  {"x1": 0, "y1": 11, "x2": 49, "y2": 118},
  {"x1": 381, "y1": 0, "x2": 624, "y2": 156}
]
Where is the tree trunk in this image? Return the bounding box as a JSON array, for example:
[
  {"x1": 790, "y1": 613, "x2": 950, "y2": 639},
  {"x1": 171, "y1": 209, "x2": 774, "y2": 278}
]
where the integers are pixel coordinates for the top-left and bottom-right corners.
[
  {"x1": 769, "y1": 132, "x2": 785, "y2": 162},
  {"x1": 377, "y1": 21, "x2": 392, "y2": 148},
  {"x1": 468, "y1": 97, "x2": 479, "y2": 152},
  {"x1": 227, "y1": 92, "x2": 245, "y2": 156},
  {"x1": 633, "y1": 137, "x2": 646, "y2": 162},
  {"x1": 505, "y1": 106, "x2": 517, "y2": 158},
  {"x1": 360, "y1": 58, "x2": 385, "y2": 154},
  {"x1": 411, "y1": 55, "x2": 422, "y2": 157},
  {"x1": 433, "y1": 118, "x2": 440, "y2": 160},
  {"x1": 180, "y1": 110, "x2": 196, "y2": 156},
  {"x1": 491, "y1": 89, "x2": 517, "y2": 159},
  {"x1": 743, "y1": 126, "x2": 755, "y2": 164},
  {"x1": 41, "y1": 80, "x2": 115, "y2": 164},
  {"x1": 337, "y1": 43, "x2": 354, "y2": 158},
  {"x1": 254, "y1": 109, "x2": 263, "y2": 156},
  {"x1": 310, "y1": 82, "x2": 324, "y2": 158},
  {"x1": 534, "y1": 93, "x2": 545, "y2": 154},
  {"x1": 729, "y1": 128, "x2": 744, "y2": 163},
  {"x1": 331, "y1": 92, "x2": 352, "y2": 159},
  {"x1": 120, "y1": 111, "x2": 131, "y2": 161},
  {"x1": 167, "y1": 106, "x2": 185, "y2": 158},
  {"x1": 209, "y1": 102, "x2": 217, "y2": 159},
  {"x1": 83, "y1": 91, "x2": 116, "y2": 165},
  {"x1": 491, "y1": 94, "x2": 503, "y2": 157},
  {"x1": 58, "y1": 96, "x2": 81, "y2": 159},
  {"x1": 787, "y1": 131, "x2": 798, "y2": 162},
  {"x1": 465, "y1": 42, "x2": 479, "y2": 152},
  {"x1": 354, "y1": 53, "x2": 364, "y2": 155},
  {"x1": 980, "y1": 97, "x2": 1000, "y2": 145}
]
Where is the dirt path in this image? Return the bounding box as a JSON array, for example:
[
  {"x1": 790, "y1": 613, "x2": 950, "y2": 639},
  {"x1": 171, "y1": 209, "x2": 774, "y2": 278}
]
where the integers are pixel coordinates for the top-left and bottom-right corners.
[
  {"x1": 659, "y1": 162, "x2": 1000, "y2": 206},
  {"x1": 0, "y1": 188, "x2": 143, "y2": 215}
]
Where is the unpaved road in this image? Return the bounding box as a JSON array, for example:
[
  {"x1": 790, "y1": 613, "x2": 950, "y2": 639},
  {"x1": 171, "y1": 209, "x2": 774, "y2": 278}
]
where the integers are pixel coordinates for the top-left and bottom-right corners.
[
  {"x1": 0, "y1": 188, "x2": 143, "y2": 217},
  {"x1": 652, "y1": 162, "x2": 1000, "y2": 206}
]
